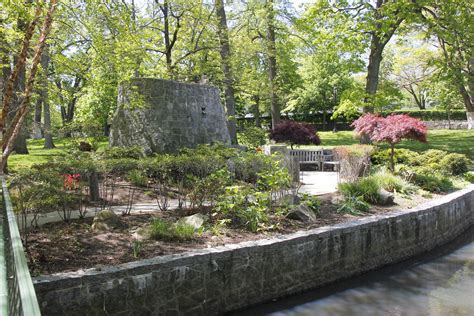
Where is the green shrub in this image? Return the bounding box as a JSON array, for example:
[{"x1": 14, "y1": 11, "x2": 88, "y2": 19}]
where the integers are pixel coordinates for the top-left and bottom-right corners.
[
  {"x1": 215, "y1": 186, "x2": 269, "y2": 232},
  {"x1": 379, "y1": 109, "x2": 467, "y2": 121},
  {"x1": 337, "y1": 196, "x2": 370, "y2": 215},
  {"x1": 299, "y1": 194, "x2": 321, "y2": 214},
  {"x1": 148, "y1": 218, "x2": 194, "y2": 241},
  {"x1": 256, "y1": 157, "x2": 291, "y2": 192},
  {"x1": 371, "y1": 170, "x2": 415, "y2": 194},
  {"x1": 338, "y1": 177, "x2": 379, "y2": 204},
  {"x1": 411, "y1": 171, "x2": 454, "y2": 193},
  {"x1": 126, "y1": 169, "x2": 149, "y2": 187},
  {"x1": 237, "y1": 127, "x2": 268, "y2": 149},
  {"x1": 439, "y1": 153, "x2": 470, "y2": 176},
  {"x1": 371, "y1": 148, "x2": 419, "y2": 166},
  {"x1": 464, "y1": 172, "x2": 474, "y2": 183},
  {"x1": 149, "y1": 218, "x2": 171, "y2": 239},
  {"x1": 179, "y1": 143, "x2": 239, "y2": 160},
  {"x1": 232, "y1": 152, "x2": 275, "y2": 184},
  {"x1": 173, "y1": 223, "x2": 196, "y2": 240},
  {"x1": 99, "y1": 158, "x2": 140, "y2": 175},
  {"x1": 188, "y1": 169, "x2": 232, "y2": 207},
  {"x1": 386, "y1": 149, "x2": 471, "y2": 176},
  {"x1": 410, "y1": 149, "x2": 447, "y2": 166},
  {"x1": 97, "y1": 146, "x2": 144, "y2": 160}
]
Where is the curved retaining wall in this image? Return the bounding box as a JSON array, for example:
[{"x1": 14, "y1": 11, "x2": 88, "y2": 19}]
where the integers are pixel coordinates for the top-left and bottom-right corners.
[{"x1": 33, "y1": 185, "x2": 474, "y2": 315}]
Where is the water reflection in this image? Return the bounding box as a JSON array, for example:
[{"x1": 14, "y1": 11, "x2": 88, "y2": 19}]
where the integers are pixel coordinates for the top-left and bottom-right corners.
[{"x1": 237, "y1": 228, "x2": 474, "y2": 316}]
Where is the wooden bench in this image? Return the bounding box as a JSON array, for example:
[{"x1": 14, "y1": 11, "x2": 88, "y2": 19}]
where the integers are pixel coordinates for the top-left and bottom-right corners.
[
  {"x1": 290, "y1": 149, "x2": 337, "y2": 171},
  {"x1": 290, "y1": 149, "x2": 323, "y2": 170}
]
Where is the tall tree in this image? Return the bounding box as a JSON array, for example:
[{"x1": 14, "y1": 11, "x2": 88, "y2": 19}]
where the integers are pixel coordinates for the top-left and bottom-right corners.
[
  {"x1": 41, "y1": 44, "x2": 54, "y2": 148},
  {"x1": 1, "y1": 0, "x2": 58, "y2": 172},
  {"x1": 265, "y1": 0, "x2": 280, "y2": 128},
  {"x1": 215, "y1": 0, "x2": 237, "y2": 144},
  {"x1": 417, "y1": 0, "x2": 473, "y2": 128}
]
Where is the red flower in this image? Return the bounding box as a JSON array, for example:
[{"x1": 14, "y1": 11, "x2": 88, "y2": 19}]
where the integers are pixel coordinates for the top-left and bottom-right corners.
[{"x1": 63, "y1": 173, "x2": 81, "y2": 190}]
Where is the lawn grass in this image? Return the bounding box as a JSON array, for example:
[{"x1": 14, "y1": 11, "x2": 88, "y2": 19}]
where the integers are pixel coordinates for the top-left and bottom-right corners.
[
  {"x1": 7, "y1": 129, "x2": 474, "y2": 171},
  {"x1": 8, "y1": 137, "x2": 109, "y2": 171},
  {"x1": 304, "y1": 129, "x2": 474, "y2": 162}
]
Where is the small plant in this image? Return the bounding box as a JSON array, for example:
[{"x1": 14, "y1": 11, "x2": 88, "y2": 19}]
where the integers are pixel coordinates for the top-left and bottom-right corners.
[
  {"x1": 148, "y1": 218, "x2": 195, "y2": 241},
  {"x1": 149, "y1": 218, "x2": 171, "y2": 240},
  {"x1": 215, "y1": 186, "x2": 269, "y2": 232},
  {"x1": 299, "y1": 193, "x2": 321, "y2": 214},
  {"x1": 371, "y1": 170, "x2": 415, "y2": 194},
  {"x1": 209, "y1": 219, "x2": 231, "y2": 236},
  {"x1": 269, "y1": 120, "x2": 321, "y2": 149},
  {"x1": 338, "y1": 177, "x2": 380, "y2": 204},
  {"x1": 337, "y1": 196, "x2": 370, "y2": 215},
  {"x1": 127, "y1": 169, "x2": 149, "y2": 187},
  {"x1": 173, "y1": 223, "x2": 196, "y2": 240},
  {"x1": 131, "y1": 239, "x2": 142, "y2": 258}
]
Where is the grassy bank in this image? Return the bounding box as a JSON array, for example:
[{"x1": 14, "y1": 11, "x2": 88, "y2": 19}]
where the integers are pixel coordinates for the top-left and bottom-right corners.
[{"x1": 308, "y1": 129, "x2": 474, "y2": 162}]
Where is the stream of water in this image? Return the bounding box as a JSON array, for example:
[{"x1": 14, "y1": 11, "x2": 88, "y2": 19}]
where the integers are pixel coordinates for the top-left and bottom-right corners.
[{"x1": 236, "y1": 227, "x2": 474, "y2": 316}]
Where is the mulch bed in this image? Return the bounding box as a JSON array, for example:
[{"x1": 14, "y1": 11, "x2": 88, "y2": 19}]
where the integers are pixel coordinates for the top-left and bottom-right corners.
[{"x1": 25, "y1": 192, "x2": 437, "y2": 276}]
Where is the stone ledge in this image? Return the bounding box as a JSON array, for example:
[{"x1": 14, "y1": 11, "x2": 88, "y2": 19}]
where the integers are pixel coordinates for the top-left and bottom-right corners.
[{"x1": 34, "y1": 185, "x2": 474, "y2": 315}]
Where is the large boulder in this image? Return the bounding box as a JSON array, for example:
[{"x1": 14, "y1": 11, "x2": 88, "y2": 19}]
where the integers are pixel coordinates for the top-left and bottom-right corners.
[
  {"x1": 92, "y1": 210, "x2": 125, "y2": 232},
  {"x1": 176, "y1": 213, "x2": 209, "y2": 230},
  {"x1": 286, "y1": 204, "x2": 317, "y2": 222}
]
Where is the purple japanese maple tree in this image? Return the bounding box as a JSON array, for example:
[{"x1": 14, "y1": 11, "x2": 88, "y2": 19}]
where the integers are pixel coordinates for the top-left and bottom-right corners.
[{"x1": 270, "y1": 120, "x2": 321, "y2": 149}]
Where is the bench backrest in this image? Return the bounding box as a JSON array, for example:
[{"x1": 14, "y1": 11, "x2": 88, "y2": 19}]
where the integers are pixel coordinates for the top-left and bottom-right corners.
[{"x1": 290, "y1": 149, "x2": 324, "y2": 162}]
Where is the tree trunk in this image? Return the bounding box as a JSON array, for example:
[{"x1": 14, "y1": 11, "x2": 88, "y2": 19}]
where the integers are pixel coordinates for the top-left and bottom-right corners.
[
  {"x1": 465, "y1": 57, "x2": 474, "y2": 129},
  {"x1": 216, "y1": 0, "x2": 237, "y2": 144},
  {"x1": 467, "y1": 111, "x2": 474, "y2": 129},
  {"x1": 32, "y1": 96, "x2": 43, "y2": 139},
  {"x1": 42, "y1": 45, "x2": 54, "y2": 148},
  {"x1": 390, "y1": 143, "x2": 395, "y2": 172},
  {"x1": 11, "y1": 63, "x2": 29, "y2": 154},
  {"x1": 364, "y1": 43, "x2": 383, "y2": 113},
  {"x1": 265, "y1": 0, "x2": 280, "y2": 129},
  {"x1": 89, "y1": 172, "x2": 100, "y2": 202},
  {"x1": 252, "y1": 96, "x2": 261, "y2": 128},
  {"x1": 103, "y1": 122, "x2": 110, "y2": 136},
  {"x1": 322, "y1": 111, "x2": 327, "y2": 131}
]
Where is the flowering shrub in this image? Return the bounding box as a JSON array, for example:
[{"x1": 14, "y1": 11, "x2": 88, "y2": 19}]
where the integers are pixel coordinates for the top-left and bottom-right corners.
[
  {"x1": 269, "y1": 120, "x2": 321, "y2": 149},
  {"x1": 63, "y1": 173, "x2": 81, "y2": 190},
  {"x1": 352, "y1": 114, "x2": 427, "y2": 171}
]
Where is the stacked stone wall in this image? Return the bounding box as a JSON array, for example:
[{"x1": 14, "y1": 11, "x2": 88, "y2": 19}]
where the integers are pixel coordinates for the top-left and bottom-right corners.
[
  {"x1": 34, "y1": 185, "x2": 474, "y2": 315},
  {"x1": 109, "y1": 78, "x2": 231, "y2": 154},
  {"x1": 423, "y1": 120, "x2": 468, "y2": 129}
]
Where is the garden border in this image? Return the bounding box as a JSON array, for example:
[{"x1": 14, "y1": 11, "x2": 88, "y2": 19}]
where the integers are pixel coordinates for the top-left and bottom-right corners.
[{"x1": 33, "y1": 185, "x2": 474, "y2": 315}]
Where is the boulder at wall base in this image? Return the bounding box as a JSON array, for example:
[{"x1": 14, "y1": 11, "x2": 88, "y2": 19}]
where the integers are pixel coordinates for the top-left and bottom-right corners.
[
  {"x1": 92, "y1": 210, "x2": 125, "y2": 232},
  {"x1": 176, "y1": 213, "x2": 209, "y2": 230},
  {"x1": 378, "y1": 188, "x2": 395, "y2": 205},
  {"x1": 286, "y1": 204, "x2": 317, "y2": 222}
]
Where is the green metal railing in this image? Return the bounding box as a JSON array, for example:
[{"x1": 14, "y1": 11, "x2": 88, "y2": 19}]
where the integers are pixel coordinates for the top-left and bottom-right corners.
[{"x1": 0, "y1": 176, "x2": 41, "y2": 315}]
